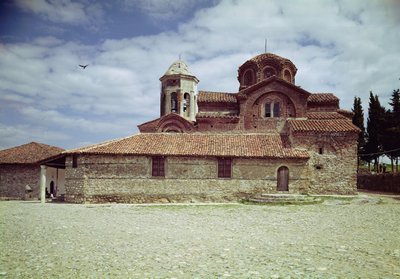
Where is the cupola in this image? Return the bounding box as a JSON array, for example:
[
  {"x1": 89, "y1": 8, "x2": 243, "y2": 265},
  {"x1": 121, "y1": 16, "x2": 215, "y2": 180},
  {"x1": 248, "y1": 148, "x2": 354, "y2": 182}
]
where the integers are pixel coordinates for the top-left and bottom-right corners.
[{"x1": 237, "y1": 53, "x2": 297, "y2": 90}]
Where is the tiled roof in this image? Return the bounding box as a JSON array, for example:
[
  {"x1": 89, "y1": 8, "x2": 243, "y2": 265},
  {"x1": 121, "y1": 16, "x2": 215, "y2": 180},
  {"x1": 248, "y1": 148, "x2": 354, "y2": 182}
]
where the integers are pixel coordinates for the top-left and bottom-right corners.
[
  {"x1": 308, "y1": 93, "x2": 339, "y2": 104},
  {"x1": 337, "y1": 109, "x2": 354, "y2": 119},
  {"x1": 306, "y1": 112, "x2": 346, "y2": 120},
  {"x1": 196, "y1": 112, "x2": 239, "y2": 119},
  {"x1": 198, "y1": 91, "x2": 237, "y2": 103},
  {"x1": 0, "y1": 142, "x2": 64, "y2": 164},
  {"x1": 249, "y1": 53, "x2": 294, "y2": 65},
  {"x1": 65, "y1": 133, "x2": 309, "y2": 159},
  {"x1": 288, "y1": 119, "x2": 360, "y2": 133}
]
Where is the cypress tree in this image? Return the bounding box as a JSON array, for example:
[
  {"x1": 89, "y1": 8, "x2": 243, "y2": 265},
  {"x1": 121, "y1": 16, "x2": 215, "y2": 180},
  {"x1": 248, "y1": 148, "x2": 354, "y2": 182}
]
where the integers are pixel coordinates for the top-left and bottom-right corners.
[
  {"x1": 365, "y1": 92, "x2": 386, "y2": 171},
  {"x1": 384, "y1": 89, "x2": 400, "y2": 172},
  {"x1": 352, "y1": 97, "x2": 366, "y2": 167}
]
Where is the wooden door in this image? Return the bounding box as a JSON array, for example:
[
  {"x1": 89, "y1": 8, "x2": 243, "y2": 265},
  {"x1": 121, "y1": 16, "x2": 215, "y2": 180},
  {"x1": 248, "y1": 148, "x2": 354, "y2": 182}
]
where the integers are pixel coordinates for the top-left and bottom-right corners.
[{"x1": 277, "y1": 166, "x2": 289, "y2": 191}]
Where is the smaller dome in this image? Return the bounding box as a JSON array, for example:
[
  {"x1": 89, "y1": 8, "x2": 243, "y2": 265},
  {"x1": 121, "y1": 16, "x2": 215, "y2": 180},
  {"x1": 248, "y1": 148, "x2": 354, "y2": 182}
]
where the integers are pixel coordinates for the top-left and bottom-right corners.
[{"x1": 164, "y1": 60, "x2": 194, "y2": 76}]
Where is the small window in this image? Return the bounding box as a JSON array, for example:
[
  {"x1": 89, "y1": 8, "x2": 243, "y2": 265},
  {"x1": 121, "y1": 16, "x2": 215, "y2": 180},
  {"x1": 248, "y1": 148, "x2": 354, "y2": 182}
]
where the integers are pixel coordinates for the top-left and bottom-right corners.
[
  {"x1": 273, "y1": 102, "x2": 280, "y2": 117},
  {"x1": 171, "y1": 92, "x2": 177, "y2": 113},
  {"x1": 72, "y1": 155, "x2": 78, "y2": 168},
  {"x1": 318, "y1": 148, "x2": 323, "y2": 155},
  {"x1": 152, "y1": 157, "x2": 165, "y2": 177},
  {"x1": 218, "y1": 158, "x2": 232, "y2": 178},
  {"x1": 183, "y1": 93, "x2": 190, "y2": 114},
  {"x1": 265, "y1": 102, "x2": 271, "y2": 117}
]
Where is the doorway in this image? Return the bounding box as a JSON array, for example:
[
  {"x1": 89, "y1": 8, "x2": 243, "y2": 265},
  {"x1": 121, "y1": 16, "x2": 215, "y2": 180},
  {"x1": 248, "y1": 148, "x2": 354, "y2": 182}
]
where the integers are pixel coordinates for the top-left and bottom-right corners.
[{"x1": 277, "y1": 166, "x2": 289, "y2": 191}]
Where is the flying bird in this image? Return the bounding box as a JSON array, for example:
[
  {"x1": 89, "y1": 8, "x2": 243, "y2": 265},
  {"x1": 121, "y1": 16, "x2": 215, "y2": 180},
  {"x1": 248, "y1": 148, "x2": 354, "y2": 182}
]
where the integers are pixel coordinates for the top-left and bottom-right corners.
[{"x1": 79, "y1": 64, "x2": 89, "y2": 69}]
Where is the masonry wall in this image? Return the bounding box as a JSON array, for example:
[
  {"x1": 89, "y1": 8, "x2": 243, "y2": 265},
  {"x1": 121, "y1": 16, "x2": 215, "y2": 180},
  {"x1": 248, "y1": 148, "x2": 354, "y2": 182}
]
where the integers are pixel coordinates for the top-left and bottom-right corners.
[
  {"x1": 64, "y1": 155, "x2": 310, "y2": 203},
  {"x1": 290, "y1": 132, "x2": 358, "y2": 195},
  {"x1": 0, "y1": 164, "x2": 40, "y2": 199}
]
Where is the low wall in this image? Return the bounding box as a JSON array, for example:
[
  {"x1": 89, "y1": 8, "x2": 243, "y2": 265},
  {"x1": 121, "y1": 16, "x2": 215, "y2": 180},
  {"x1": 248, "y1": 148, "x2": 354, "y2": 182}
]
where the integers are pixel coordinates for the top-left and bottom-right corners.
[{"x1": 357, "y1": 173, "x2": 400, "y2": 193}]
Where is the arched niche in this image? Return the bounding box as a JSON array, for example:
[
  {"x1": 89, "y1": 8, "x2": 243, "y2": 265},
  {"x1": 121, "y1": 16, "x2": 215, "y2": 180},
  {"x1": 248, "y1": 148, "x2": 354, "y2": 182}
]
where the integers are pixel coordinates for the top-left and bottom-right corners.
[
  {"x1": 243, "y1": 69, "x2": 255, "y2": 87},
  {"x1": 283, "y1": 69, "x2": 292, "y2": 83}
]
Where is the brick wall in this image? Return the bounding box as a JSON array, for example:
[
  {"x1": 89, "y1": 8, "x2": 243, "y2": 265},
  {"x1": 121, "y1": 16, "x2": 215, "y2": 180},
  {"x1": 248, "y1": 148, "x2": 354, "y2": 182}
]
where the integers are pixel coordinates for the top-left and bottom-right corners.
[
  {"x1": 0, "y1": 164, "x2": 40, "y2": 199},
  {"x1": 64, "y1": 155, "x2": 311, "y2": 203}
]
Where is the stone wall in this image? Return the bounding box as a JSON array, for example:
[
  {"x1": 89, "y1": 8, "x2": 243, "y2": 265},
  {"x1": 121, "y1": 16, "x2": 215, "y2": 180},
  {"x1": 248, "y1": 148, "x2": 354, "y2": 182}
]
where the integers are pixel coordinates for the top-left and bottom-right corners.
[
  {"x1": 0, "y1": 164, "x2": 40, "y2": 199},
  {"x1": 357, "y1": 174, "x2": 400, "y2": 193},
  {"x1": 290, "y1": 132, "x2": 358, "y2": 194},
  {"x1": 64, "y1": 155, "x2": 310, "y2": 203}
]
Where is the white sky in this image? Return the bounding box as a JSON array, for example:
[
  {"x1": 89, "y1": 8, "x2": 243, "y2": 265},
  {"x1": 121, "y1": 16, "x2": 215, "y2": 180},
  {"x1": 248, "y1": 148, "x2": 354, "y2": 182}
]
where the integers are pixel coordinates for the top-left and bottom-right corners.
[{"x1": 1, "y1": 0, "x2": 399, "y2": 150}]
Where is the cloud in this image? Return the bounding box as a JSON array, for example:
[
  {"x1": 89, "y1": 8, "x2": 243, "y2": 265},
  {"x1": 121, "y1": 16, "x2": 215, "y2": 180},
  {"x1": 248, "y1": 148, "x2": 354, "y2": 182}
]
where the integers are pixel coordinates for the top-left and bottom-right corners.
[
  {"x1": 1, "y1": 0, "x2": 400, "y2": 150},
  {"x1": 14, "y1": 0, "x2": 105, "y2": 29},
  {"x1": 121, "y1": 0, "x2": 198, "y2": 20}
]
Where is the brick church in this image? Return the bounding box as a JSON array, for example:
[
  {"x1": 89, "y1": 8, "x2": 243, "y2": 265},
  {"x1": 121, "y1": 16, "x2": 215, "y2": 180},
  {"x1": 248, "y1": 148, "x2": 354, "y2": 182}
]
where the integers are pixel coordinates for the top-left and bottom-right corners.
[{"x1": 60, "y1": 53, "x2": 359, "y2": 203}]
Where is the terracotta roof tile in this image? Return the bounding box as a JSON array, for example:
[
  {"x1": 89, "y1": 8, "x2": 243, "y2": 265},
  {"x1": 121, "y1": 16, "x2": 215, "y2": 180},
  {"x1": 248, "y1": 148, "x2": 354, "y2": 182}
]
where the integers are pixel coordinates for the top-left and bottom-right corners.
[
  {"x1": 196, "y1": 112, "x2": 239, "y2": 119},
  {"x1": 65, "y1": 133, "x2": 309, "y2": 159},
  {"x1": 337, "y1": 109, "x2": 354, "y2": 119},
  {"x1": 308, "y1": 93, "x2": 339, "y2": 104},
  {"x1": 0, "y1": 142, "x2": 64, "y2": 164},
  {"x1": 306, "y1": 112, "x2": 346, "y2": 119},
  {"x1": 198, "y1": 91, "x2": 237, "y2": 103},
  {"x1": 249, "y1": 53, "x2": 294, "y2": 65},
  {"x1": 288, "y1": 119, "x2": 360, "y2": 133}
]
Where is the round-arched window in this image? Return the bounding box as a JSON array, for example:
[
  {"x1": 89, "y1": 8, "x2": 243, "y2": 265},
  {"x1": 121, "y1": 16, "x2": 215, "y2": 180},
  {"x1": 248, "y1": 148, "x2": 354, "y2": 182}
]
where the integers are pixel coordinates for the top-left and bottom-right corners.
[{"x1": 243, "y1": 69, "x2": 255, "y2": 86}]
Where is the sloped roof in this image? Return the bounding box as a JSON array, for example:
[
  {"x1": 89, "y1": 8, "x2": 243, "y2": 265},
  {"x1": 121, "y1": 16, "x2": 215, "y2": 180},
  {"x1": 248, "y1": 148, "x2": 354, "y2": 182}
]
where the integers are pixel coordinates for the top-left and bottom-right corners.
[
  {"x1": 248, "y1": 53, "x2": 295, "y2": 65},
  {"x1": 308, "y1": 93, "x2": 339, "y2": 105},
  {"x1": 64, "y1": 133, "x2": 309, "y2": 159},
  {"x1": 198, "y1": 91, "x2": 237, "y2": 103},
  {"x1": 196, "y1": 112, "x2": 239, "y2": 119},
  {"x1": 0, "y1": 142, "x2": 64, "y2": 164},
  {"x1": 237, "y1": 75, "x2": 311, "y2": 98},
  {"x1": 306, "y1": 112, "x2": 347, "y2": 120},
  {"x1": 288, "y1": 119, "x2": 360, "y2": 133}
]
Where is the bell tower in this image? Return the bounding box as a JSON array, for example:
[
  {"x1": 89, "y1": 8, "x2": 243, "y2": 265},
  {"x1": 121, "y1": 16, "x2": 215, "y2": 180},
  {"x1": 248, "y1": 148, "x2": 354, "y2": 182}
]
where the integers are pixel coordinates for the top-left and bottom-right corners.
[{"x1": 159, "y1": 60, "x2": 199, "y2": 121}]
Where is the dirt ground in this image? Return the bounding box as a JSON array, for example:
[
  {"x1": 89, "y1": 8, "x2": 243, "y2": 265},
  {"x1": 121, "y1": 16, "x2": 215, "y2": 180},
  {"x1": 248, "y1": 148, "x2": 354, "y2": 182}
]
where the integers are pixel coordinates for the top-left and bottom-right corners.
[{"x1": 0, "y1": 192, "x2": 399, "y2": 278}]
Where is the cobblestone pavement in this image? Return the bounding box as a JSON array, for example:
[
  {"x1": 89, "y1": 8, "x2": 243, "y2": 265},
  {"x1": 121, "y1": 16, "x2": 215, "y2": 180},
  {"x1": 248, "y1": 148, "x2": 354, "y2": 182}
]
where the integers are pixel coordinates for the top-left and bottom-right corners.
[{"x1": 0, "y1": 194, "x2": 399, "y2": 278}]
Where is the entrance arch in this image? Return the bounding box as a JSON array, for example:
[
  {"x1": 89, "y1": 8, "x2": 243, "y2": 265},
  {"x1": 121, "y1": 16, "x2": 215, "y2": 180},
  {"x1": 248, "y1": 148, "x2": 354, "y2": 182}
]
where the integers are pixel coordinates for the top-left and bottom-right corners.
[{"x1": 277, "y1": 166, "x2": 289, "y2": 191}]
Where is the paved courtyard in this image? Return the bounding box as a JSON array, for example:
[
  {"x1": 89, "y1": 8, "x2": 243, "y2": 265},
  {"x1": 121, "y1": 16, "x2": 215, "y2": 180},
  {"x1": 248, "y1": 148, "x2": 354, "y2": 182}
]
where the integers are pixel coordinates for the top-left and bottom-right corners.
[{"x1": 0, "y1": 193, "x2": 399, "y2": 278}]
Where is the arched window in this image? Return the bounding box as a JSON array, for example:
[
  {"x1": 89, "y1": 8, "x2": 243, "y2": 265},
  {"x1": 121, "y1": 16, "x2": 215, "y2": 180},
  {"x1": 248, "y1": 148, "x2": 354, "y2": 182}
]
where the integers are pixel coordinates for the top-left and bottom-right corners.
[
  {"x1": 265, "y1": 102, "x2": 271, "y2": 117},
  {"x1": 171, "y1": 92, "x2": 177, "y2": 113},
  {"x1": 283, "y1": 69, "x2": 292, "y2": 83},
  {"x1": 183, "y1": 93, "x2": 190, "y2": 116},
  {"x1": 264, "y1": 101, "x2": 280, "y2": 118},
  {"x1": 263, "y1": 67, "x2": 276, "y2": 78},
  {"x1": 243, "y1": 69, "x2": 255, "y2": 86}
]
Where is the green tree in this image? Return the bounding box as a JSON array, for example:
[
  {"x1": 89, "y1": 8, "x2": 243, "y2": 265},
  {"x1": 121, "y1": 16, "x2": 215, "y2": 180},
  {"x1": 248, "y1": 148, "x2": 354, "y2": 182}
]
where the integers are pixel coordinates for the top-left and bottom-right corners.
[
  {"x1": 352, "y1": 97, "x2": 366, "y2": 167},
  {"x1": 365, "y1": 92, "x2": 386, "y2": 171},
  {"x1": 383, "y1": 89, "x2": 400, "y2": 172}
]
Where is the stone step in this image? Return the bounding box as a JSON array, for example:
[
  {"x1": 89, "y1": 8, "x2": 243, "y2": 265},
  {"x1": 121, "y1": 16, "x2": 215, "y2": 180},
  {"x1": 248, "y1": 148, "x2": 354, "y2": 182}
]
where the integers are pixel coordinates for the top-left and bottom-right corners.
[{"x1": 247, "y1": 194, "x2": 320, "y2": 205}]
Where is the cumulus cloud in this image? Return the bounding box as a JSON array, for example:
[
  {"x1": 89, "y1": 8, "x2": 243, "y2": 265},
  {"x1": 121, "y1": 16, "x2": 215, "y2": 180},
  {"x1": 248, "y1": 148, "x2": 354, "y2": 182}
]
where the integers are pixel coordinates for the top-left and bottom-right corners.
[{"x1": 1, "y1": 0, "x2": 400, "y2": 150}]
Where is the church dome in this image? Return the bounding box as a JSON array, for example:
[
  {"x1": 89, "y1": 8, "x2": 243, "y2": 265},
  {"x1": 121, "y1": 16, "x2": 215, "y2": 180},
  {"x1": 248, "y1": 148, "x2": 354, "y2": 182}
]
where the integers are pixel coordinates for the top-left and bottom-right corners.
[
  {"x1": 237, "y1": 52, "x2": 298, "y2": 90},
  {"x1": 163, "y1": 60, "x2": 194, "y2": 76}
]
